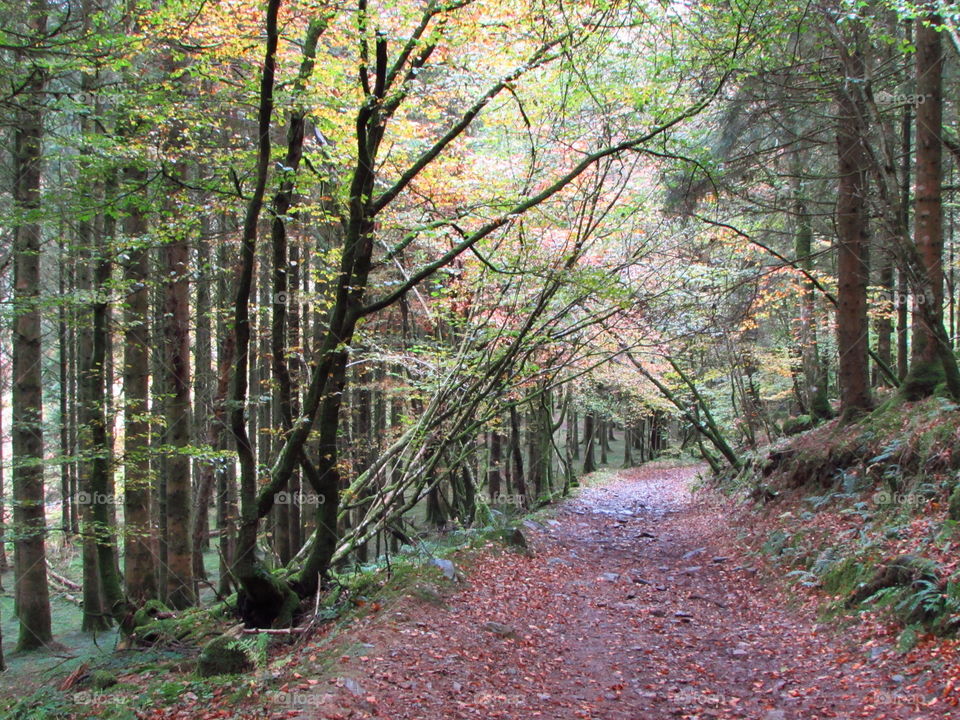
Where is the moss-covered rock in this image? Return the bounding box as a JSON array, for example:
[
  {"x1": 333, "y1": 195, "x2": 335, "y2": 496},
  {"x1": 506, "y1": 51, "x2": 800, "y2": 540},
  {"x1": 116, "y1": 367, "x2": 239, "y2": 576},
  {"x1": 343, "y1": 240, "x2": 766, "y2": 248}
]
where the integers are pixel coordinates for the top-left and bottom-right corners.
[
  {"x1": 89, "y1": 670, "x2": 118, "y2": 690},
  {"x1": 132, "y1": 599, "x2": 173, "y2": 629},
  {"x1": 846, "y1": 554, "x2": 939, "y2": 608},
  {"x1": 782, "y1": 415, "x2": 814, "y2": 436},
  {"x1": 820, "y1": 556, "x2": 872, "y2": 596},
  {"x1": 491, "y1": 526, "x2": 527, "y2": 548},
  {"x1": 197, "y1": 635, "x2": 254, "y2": 677}
]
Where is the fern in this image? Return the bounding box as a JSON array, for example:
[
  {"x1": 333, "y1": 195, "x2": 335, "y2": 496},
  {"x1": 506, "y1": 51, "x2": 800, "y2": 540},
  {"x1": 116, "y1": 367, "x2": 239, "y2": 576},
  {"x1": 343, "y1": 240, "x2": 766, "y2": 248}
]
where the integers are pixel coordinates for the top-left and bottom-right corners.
[
  {"x1": 897, "y1": 578, "x2": 942, "y2": 617},
  {"x1": 785, "y1": 569, "x2": 820, "y2": 588}
]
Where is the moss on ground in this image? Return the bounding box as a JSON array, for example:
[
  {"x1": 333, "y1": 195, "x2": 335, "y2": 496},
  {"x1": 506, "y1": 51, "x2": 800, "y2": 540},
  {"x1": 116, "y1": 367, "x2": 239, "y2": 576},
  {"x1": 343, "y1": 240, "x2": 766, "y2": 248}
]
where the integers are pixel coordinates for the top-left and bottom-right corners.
[{"x1": 727, "y1": 395, "x2": 960, "y2": 642}]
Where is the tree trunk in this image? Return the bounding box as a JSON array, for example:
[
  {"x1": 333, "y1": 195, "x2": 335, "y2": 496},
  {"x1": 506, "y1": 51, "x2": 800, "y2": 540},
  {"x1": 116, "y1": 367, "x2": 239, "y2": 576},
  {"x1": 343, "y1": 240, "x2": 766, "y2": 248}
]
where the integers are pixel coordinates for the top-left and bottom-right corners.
[
  {"x1": 488, "y1": 431, "x2": 502, "y2": 500},
  {"x1": 599, "y1": 418, "x2": 609, "y2": 465},
  {"x1": 192, "y1": 230, "x2": 214, "y2": 584},
  {"x1": 796, "y1": 197, "x2": 832, "y2": 418},
  {"x1": 163, "y1": 231, "x2": 194, "y2": 608},
  {"x1": 897, "y1": 21, "x2": 913, "y2": 381},
  {"x1": 582, "y1": 412, "x2": 596, "y2": 475},
  {"x1": 150, "y1": 254, "x2": 168, "y2": 595},
  {"x1": 11, "y1": 0, "x2": 53, "y2": 648},
  {"x1": 903, "y1": 15, "x2": 944, "y2": 398},
  {"x1": 85, "y1": 202, "x2": 127, "y2": 629},
  {"x1": 569, "y1": 409, "x2": 579, "y2": 460},
  {"x1": 623, "y1": 426, "x2": 633, "y2": 468},
  {"x1": 57, "y1": 241, "x2": 72, "y2": 539},
  {"x1": 526, "y1": 406, "x2": 543, "y2": 499},
  {"x1": 122, "y1": 178, "x2": 157, "y2": 605},
  {"x1": 834, "y1": 40, "x2": 873, "y2": 418},
  {"x1": 0, "y1": 355, "x2": 7, "y2": 579},
  {"x1": 509, "y1": 405, "x2": 527, "y2": 504}
]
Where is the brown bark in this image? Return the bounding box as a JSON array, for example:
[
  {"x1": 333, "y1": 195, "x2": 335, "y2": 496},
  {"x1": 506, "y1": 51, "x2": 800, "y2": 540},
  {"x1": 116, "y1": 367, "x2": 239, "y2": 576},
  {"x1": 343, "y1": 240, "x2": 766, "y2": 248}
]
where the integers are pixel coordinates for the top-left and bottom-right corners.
[
  {"x1": 582, "y1": 412, "x2": 596, "y2": 474},
  {"x1": 904, "y1": 14, "x2": 944, "y2": 395},
  {"x1": 163, "y1": 232, "x2": 194, "y2": 608},
  {"x1": 834, "y1": 41, "x2": 873, "y2": 417},
  {"x1": 122, "y1": 178, "x2": 157, "y2": 604},
  {"x1": 11, "y1": 0, "x2": 53, "y2": 649}
]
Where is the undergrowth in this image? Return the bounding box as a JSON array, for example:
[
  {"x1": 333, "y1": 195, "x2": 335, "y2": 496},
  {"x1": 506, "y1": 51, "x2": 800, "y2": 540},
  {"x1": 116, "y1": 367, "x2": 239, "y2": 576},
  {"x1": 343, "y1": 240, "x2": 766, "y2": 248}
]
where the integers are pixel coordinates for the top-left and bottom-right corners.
[
  {"x1": 1, "y1": 500, "x2": 545, "y2": 720},
  {"x1": 720, "y1": 395, "x2": 960, "y2": 650}
]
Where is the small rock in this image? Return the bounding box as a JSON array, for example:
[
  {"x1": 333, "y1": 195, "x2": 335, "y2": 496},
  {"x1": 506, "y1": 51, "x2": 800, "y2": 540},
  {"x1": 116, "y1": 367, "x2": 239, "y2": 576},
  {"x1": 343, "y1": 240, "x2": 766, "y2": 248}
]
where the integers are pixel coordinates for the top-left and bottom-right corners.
[
  {"x1": 650, "y1": 609, "x2": 667, "y2": 617},
  {"x1": 636, "y1": 531, "x2": 656, "y2": 539},
  {"x1": 342, "y1": 677, "x2": 365, "y2": 697},
  {"x1": 506, "y1": 527, "x2": 529, "y2": 549},
  {"x1": 547, "y1": 557, "x2": 569, "y2": 567},
  {"x1": 891, "y1": 674, "x2": 905, "y2": 684},
  {"x1": 674, "y1": 611, "x2": 693, "y2": 618},
  {"x1": 682, "y1": 547, "x2": 706, "y2": 560},
  {"x1": 430, "y1": 557, "x2": 458, "y2": 580},
  {"x1": 711, "y1": 556, "x2": 730, "y2": 564},
  {"x1": 682, "y1": 566, "x2": 702, "y2": 575},
  {"x1": 600, "y1": 573, "x2": 620, "y2": 582},
  {"x1": 482, "y1": 621, "x2": 517, "y2": 639},
  {"x1": 655, "y1": 585, "x2": 667, "y2": 591}
]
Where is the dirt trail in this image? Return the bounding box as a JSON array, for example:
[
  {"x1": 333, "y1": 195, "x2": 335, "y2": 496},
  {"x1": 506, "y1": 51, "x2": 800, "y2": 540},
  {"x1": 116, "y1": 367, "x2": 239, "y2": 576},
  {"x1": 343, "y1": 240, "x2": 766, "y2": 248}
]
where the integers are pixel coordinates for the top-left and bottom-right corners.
[{"x1": 301, "y1": 465, "x2": 943, "y2": 720}]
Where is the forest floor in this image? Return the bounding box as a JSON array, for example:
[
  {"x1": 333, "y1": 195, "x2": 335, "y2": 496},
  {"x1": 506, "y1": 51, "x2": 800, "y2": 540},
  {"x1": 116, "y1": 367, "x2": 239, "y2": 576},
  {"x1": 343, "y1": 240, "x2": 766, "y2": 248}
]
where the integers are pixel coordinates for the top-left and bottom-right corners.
[{"x1": 155, "y1": 462, "x2": 956, "y2": 720}]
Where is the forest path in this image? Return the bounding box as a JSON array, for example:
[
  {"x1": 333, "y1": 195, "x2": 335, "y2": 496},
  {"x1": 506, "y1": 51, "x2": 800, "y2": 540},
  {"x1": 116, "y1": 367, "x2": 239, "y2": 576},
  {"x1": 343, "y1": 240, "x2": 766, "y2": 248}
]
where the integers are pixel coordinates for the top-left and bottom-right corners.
[{"x1": 301, "y1": 464, "x2": 933, "y2": 720}]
